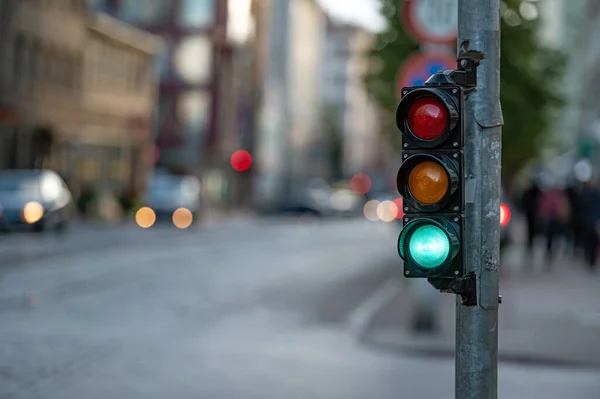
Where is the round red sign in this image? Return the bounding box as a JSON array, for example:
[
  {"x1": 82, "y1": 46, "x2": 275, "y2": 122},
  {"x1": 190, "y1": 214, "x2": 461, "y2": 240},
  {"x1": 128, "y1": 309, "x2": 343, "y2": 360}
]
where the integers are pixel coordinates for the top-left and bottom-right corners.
[{"x1": 401, "y1": 0, "x2": 458, "y2": 45}]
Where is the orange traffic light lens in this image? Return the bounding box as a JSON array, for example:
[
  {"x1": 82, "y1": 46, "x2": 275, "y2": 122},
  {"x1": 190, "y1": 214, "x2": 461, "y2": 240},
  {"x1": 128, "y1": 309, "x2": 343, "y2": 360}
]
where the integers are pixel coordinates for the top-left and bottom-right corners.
[{"x1": 408, "y1": 161, "x2": 449, "y2": 204}]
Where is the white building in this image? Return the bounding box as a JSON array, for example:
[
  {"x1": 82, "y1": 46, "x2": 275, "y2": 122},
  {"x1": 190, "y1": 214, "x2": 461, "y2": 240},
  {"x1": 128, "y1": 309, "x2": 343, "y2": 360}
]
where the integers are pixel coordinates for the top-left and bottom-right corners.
[
  {"x1": 253, "y1": 0, "x2": 326, "y2": 208},
  {"x1": 537, "y1": 0, "x2": 588, "y2": 153},
  {"x1": 321, "y1": 18, "x2": 381, "y2": 178}
]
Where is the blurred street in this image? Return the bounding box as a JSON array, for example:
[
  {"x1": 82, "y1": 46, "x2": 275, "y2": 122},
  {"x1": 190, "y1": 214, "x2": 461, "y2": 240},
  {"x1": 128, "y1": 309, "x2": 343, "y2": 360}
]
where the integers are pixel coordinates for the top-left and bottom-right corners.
[{"x1": 0, "y1": 217, "x2": 598, "y2": 399}]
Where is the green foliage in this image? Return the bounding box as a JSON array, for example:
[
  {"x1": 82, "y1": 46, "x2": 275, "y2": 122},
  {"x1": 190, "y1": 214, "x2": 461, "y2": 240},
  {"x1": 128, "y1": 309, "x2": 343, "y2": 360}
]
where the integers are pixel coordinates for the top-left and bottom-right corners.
[{"x1": 365, "y1": 0, "x2": 565, "y2": 174}]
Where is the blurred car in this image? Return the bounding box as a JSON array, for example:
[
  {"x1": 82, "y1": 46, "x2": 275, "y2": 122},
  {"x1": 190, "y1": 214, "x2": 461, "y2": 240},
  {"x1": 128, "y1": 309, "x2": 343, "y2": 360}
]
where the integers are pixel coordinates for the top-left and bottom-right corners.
[
  {"x1": 277, "y1": 178, "x2": 335, "y2": 217},
  {"x1": 500, "y1": 188, "x2": 513, "y2": 249},
  {"x1": 0, "y1": 201, "x2": 5, "y2": 232},
  {"x1": 329, "y1": 182, "x2": 364, "y2": 216},
  {"x1": 141, "y1": 173, "x2": 202, "y2": 226},
  {"x1": 0, "y1": 169, "x2": 72, "y2": 232}
]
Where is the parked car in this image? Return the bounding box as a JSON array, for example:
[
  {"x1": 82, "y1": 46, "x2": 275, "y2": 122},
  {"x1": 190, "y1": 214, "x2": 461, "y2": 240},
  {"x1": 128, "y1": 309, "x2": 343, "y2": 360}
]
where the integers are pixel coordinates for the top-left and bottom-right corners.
[
  {"x1": 0, "y1": 169, "x2": 72, "y2": 232},
  {"x1": 141, "y1": 173, "x2": 202, "y2": 226},
  {"x1": 277, "y1": 178, "x2": 335, "y2": 217}
]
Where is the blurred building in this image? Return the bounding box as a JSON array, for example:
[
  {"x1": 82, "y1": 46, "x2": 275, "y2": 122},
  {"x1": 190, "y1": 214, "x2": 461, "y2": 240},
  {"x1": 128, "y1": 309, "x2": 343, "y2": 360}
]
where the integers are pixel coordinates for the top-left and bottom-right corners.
[
  {"x1": 86, "y1": 3, "x2": 227, "y2": 163},
  {"x1": 253, "y1": 0, "x2": 327, "y2": 209},
  {"x1": 321, "y1": 18, "x2": 382, "y2": 179},
  {"x1": 86, "y1": 0, "x2": 253, "y2": 212},
  {"x1": 0, "y1": 0, "x2": 160, "y2": 196},
  {"x1": 577, "y1": 1, "x2": 600, "y2": 156},
  {"x1": 538, "y1": 0, "x2": 587, "y2": 154}
]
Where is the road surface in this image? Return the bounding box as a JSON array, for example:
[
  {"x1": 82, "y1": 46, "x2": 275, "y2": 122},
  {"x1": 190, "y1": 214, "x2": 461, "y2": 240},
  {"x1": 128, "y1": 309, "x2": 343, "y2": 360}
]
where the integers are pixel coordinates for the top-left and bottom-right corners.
[{"x1": 0, "y1": 217, "x2": 598, "y2": 398}]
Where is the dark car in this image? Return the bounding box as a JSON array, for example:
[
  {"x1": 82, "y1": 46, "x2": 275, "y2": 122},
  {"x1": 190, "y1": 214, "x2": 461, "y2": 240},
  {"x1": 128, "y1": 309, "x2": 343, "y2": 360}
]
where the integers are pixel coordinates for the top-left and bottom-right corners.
[
  {"x1": 141, "y1": 174, "x2": 202, "y2": 226},
  {"x1": 0, "y1": 169, "x2": 73, "y2": 232}
]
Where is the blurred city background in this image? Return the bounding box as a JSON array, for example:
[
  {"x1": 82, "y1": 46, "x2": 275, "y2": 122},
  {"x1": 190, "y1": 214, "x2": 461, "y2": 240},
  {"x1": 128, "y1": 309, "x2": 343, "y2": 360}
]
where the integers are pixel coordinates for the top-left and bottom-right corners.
[{"x1": 0, "y1": 0, "x2": 599, "y2": 398}]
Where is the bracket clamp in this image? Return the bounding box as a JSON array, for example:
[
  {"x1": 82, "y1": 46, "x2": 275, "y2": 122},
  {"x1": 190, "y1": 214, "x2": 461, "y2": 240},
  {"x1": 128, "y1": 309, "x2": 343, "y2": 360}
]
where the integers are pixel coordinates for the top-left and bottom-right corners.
[{"x1": 427, "y1": 273, "x2": 477, "y2": 307}]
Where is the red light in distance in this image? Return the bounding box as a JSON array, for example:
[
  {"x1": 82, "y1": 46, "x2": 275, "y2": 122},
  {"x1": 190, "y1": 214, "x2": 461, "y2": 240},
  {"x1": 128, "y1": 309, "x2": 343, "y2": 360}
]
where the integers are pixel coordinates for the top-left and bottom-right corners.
[
  {"x1": 407, "y1": 97, "x2": 449, "y2": 140},
  {"x1": 230, "y1": 150, "x2": 253, "y2": 172},
  {"x1": 350, "y1": 173, "x2": 372, "y2": 195},
  {"x1": 392, "y1": 197, "x2": 404, "y2": 219},
  {"x1": 500, "y1": 203, "x2": 511, "y2": 227}
]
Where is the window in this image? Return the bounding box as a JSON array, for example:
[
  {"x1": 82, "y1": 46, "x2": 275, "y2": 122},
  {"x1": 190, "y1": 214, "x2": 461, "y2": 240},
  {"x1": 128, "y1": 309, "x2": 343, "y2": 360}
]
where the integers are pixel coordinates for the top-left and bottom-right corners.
[
  {"x1": 134, "y1": 57, "x2": 148, "y2": 90},
  {"x1": 13, "y1": 35, "x2": 25, "y2": 79},
  {"x1": 177, "y1": 0, "x2": 215, "y2": 28},
  {"x1": 173, "y1": 36, "x2": 212, "y2": 84},
  {"x1": 118, "y1": 0, "x2": 168, "y2": 25},
  {"x1": 27, "y1": 44, "x2": 38, "y2": 81},
  {"x1": 177, "y1": 91, "x2": 210, "y2": 136},
  {"x1": 154, "y1": 40, "x2": 171, "y2": 79}
]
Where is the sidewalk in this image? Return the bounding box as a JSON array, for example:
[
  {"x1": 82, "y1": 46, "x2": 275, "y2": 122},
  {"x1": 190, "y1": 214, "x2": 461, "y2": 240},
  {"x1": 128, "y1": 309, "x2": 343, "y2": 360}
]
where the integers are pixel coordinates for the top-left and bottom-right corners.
[{"x1": 363, "y1": 249, "x2": 600, "y2": 368}]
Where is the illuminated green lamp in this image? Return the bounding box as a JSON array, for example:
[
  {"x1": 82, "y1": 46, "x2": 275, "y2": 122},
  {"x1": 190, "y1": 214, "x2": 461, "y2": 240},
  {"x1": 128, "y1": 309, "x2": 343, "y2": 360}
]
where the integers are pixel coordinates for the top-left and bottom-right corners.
[{"x1": 398, "y1": 218, "x2": 460, "y2": 277}]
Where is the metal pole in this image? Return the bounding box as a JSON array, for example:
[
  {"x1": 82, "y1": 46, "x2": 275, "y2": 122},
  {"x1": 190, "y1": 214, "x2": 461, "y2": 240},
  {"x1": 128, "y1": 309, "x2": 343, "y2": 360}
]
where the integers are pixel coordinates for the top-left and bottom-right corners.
[{"x1": 456, "y1": 1, "x2": 503, "y2": 399}]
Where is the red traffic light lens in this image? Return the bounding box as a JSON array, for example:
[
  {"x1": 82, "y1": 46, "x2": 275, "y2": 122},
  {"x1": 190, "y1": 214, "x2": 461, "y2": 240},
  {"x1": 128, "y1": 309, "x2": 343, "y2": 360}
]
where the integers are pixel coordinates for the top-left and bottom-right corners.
[{"x1": 407, "y1": 97, "x2": 449, "y2": 140}]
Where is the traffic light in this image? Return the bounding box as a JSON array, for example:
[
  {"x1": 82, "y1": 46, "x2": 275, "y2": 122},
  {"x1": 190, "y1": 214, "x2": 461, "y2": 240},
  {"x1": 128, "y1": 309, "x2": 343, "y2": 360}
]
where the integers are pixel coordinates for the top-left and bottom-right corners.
[{"x1": 396, "y1": 79, "x2": 465, "y2": 279}]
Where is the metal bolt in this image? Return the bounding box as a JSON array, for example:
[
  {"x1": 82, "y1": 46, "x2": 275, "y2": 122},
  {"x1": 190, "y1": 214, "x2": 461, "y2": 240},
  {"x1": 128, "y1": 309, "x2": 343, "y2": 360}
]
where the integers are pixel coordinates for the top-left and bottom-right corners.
[
  {"x1": 453, "y1": 206, "x2": 459, "y2": 211},
  {"x1": 402, "y1": 90, "x2": 408, "y2": 95},
  {"x1": 454, "y1": 270, "x2": 460, "y2": 275},
  {"x1": 404, "y1": 218, "x2": 409, "y2": 222},
  {"x1": 453, "y1": 142, "x2": 459, "y2": 147},
  {"x1": 405, "y1": 270, "x2": 410, "y2": 275},
  {"x1": 453, "y1": 153, "x2": 459, "y2": 158},
  {"x1": 403, "y1": 154, "x2": 408, "y2": 159},
  {"x1": 403, "y1": 143, "x2": 408, "y2": 148},
  {"x1": 452, "y1": 88, "x2": 458, "y2": 94},
  {"x1": 498, "y1": 295, "x2": 503, "y2": 304},
  {"x1": 404, "y1": 207, "x2": 409, "y2": 212},
  {"x1": 454, "y1": 217, "x2": 459, "y2": 222},
  {"x1": 460, "y1": 59, "x2": 467, "y2": 67}
]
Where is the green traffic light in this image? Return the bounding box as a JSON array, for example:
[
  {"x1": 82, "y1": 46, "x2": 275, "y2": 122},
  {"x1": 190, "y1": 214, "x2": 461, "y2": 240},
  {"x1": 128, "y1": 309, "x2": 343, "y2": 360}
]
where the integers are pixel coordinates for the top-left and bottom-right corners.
[{"x1": 408, "y1": 225, "x2": 450, "y2": 269}]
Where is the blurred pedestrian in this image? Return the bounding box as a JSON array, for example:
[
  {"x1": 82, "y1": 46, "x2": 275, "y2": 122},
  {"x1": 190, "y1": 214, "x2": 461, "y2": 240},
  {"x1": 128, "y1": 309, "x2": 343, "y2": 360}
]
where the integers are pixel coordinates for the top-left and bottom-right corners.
[
  {"x1": 565, "y1": 182, "x2": 584, "y2": 258},
  {"x1": 539, "y1": 184, "x2": 569, "y2": 267},
  {"x1": 579, "y1": 181, "x2": 600, "y2": 270},
  {"x1": 521, "y1": 180, "x2": 541, "y2": 257}
]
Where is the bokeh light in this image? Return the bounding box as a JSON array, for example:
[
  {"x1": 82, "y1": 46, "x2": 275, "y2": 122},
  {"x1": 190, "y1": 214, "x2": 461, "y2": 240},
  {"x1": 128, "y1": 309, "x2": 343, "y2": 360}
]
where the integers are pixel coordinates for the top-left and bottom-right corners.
[
  {"x1": 363, "y1": 200, "x2": 380, "y2": 221},
  {"x1": 135, "y1": 207, "x2": 156, "y2": 228},
  {"x1": 230, "y1": 149, "x2": 253, "y2": 172},
  {"x1": 172, "y1": 208, "x2": 194, "y2": 229},
  {"x1": 377, "y1": 200, "x2": 398, "y2": 222},
  {"x1": 350, "y1": 173, "x2": 372, "y2": 195},
  {"x1": 23, "y1": 201, "x2": 44, "y2": 224},
  {"x1": 392, "y1": 197, "x2": 404, "y2": 219}
]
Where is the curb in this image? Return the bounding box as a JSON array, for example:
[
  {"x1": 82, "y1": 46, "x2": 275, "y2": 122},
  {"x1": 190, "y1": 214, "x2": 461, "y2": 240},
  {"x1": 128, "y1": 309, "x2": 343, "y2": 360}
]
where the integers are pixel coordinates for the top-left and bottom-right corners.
[{"x1": 362, "y1": 330, "x2": 600, "y2": 370}]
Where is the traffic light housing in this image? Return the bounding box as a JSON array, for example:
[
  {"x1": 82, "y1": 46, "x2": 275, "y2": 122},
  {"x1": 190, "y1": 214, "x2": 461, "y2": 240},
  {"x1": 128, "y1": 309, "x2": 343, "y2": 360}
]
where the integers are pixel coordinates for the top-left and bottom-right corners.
[{"x1": 396, "y1": 80, "x2": 465, "y2": 279}]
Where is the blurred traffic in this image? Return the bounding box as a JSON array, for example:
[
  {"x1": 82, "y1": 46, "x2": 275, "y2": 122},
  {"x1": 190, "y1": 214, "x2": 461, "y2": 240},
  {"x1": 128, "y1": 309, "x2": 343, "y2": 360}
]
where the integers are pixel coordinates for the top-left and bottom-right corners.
[{"x1": 0, "y1": 0, "x2": 597, "y2": 398}]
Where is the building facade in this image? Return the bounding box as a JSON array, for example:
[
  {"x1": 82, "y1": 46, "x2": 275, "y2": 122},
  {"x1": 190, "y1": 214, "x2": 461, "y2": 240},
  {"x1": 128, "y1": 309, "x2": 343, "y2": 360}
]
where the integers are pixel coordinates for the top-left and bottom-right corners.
[
  {"x1": 0, "y1": 0, "x2": 160, "y2": 196},
  {"x1": 321, "y1": 19, "x2": 382, "y2": 178},
  {"x1": 86, "y1": 0, "x2": 230, "y2": 174},
  {"x1": 252, "y1": 0, "x2": 327, "y2": 208}
]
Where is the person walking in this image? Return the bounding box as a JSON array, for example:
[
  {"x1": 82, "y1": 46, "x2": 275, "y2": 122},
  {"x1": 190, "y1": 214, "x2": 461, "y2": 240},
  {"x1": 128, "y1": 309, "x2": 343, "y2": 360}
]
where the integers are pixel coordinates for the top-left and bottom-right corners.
[
  {"x1": 580, "y1": 181, "x2": 600, "y2": 270},
  {"x1": 521, "y1": 180, "x2": 541, "y2": 257},
  {"x1": 539, "y1": 184, "x2": 569, "y2": 267}
]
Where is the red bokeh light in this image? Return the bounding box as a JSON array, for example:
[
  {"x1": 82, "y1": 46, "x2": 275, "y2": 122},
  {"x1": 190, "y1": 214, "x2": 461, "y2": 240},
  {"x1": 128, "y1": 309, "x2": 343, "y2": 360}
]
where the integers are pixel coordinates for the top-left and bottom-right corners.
[
  {"x1": 500, "y1": 203, "x2": 511, "y2": 227},
  {"x1": 392, "y1": 197, "x2": 404, "y2": 219},
  {"x1": 407, "y1": 97, "x2": 449, "y2": 140},
  {"x1": 230, "y1": 149, "x2": 253, "y2": 172},
  {"x1": 350, "y1": 173, "x2": 372, "y2": 195}
]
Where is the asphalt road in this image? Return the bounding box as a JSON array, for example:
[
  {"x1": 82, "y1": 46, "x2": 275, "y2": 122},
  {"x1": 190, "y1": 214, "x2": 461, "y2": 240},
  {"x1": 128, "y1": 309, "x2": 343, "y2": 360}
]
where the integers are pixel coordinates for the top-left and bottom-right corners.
[{"x1": 0, "y1": 217, "x2": 598, "y2": 398}]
